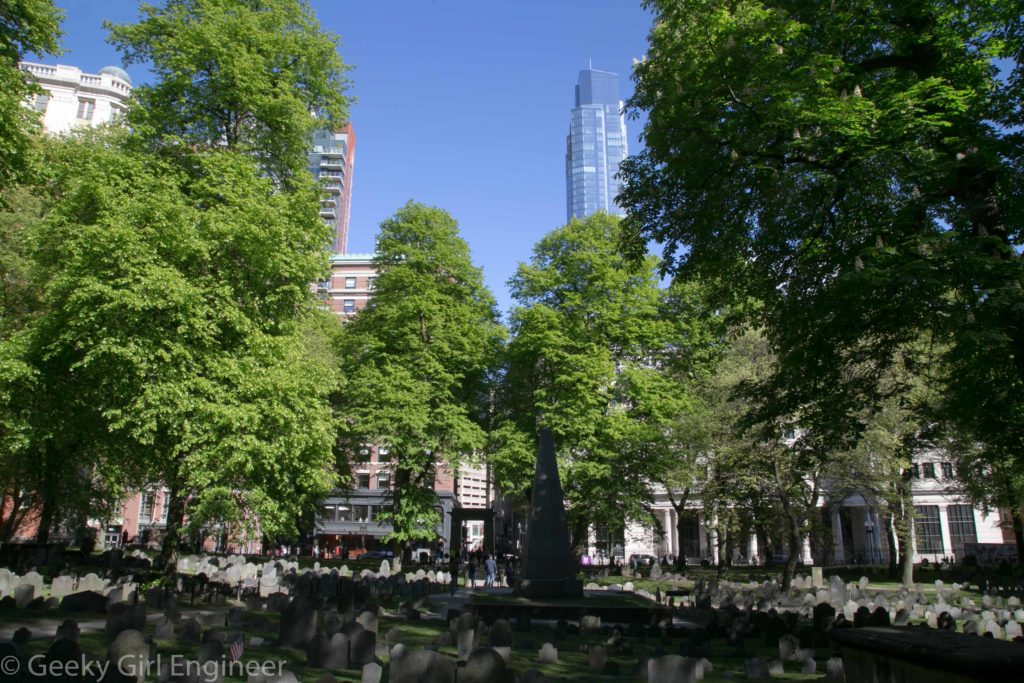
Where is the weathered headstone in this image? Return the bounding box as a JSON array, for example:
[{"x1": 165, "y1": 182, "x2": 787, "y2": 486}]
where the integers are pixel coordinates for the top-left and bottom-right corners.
[
  {"x1": 588, "y1": 644, "x2": 607, "y2": 671},
  {"x1": 388, "y1": 645, "x2": 454, "y2": 683},
  {"x1": 361, "y1": 662, "x2": 383, "y2": 683},
  {"x1": 461, "y1": 648, "x2": 507, "y2": 683},
  {"x1": 106, "y1": 629, "x2": 149, "y2": 683},
  {"x1": 179, "y1": 617, "x2": 202, "y2": 645},
  {"x1": 538, "y1": 642, "x2": 558, "y2": 664},
  {"x1": 745, "y1": 657, "x2": 769, "y2": 680},
  {"x1": 648, "y1": 655, "x2": 698, "y2": 683}
]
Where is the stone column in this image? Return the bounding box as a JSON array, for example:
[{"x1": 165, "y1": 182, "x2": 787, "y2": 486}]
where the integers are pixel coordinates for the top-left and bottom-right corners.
[
  {"x1": 938, "y1": 505, "x2": 953, "y2": 561},
  {"x1": 669, "y1": 508, "x2": 679, "y2": 557},
  {"x1": 697, "y1": 513, "x2": 707, "y2": 558},
  {"x1": 832, "y1": 508, "x2": 846, "y2": 565},
  {"x1": 748, "y1": 532, "x2": 759, "y2": 564}
]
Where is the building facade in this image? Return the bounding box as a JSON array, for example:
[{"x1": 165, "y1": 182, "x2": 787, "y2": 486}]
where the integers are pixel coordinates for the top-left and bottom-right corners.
[
  {"x1": 19, "y1": 62, "x2": 132, "y2": 134},
  {"x1": 565, "y1": 67, "x2": 628, "y2": 221},
  {"x1": 319, "y1": 252, "x2": 376, "y2": 317},
  {"x1": 623, "y1": 448, "x2": 1010, "y2": 567},
  {"x1": 308, "y1": 124, "x2": 356, "y2": 253}
]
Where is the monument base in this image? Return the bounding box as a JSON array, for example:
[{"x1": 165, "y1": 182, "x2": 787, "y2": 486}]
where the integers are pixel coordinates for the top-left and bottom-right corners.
[{"x1": 514, "y1": 576, "x2": 584, "y2": 599}]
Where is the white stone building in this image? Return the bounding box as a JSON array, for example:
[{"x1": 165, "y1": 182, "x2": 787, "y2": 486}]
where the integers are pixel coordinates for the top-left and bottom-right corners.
[
  {"x1": 623, "y1": 448, "x2": 1009, "y2": 566},
  {"x1": 19, "y1": 62, "x2": 132, "y2": 134}
]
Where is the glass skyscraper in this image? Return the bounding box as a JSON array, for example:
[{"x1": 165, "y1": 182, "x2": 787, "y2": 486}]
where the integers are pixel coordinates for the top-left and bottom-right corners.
[{"x1": 566, "y1": 68, "x2": 628, "y2": 221}]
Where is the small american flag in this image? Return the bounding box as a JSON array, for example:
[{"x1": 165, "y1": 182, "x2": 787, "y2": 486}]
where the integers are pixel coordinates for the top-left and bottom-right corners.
[{"x1": 230, "y1": 636, "x2": 244, "y2": 662}]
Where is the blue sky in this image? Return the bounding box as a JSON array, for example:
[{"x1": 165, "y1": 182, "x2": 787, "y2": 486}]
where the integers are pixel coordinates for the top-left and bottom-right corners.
[{"x1": 44, "y1": 0, "x2": 654, "y2": 317}]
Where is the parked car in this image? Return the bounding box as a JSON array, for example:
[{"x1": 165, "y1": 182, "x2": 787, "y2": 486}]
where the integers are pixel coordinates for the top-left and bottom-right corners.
[{"x1": 359, "y1": 549, "x2": 394, "y2": 559}]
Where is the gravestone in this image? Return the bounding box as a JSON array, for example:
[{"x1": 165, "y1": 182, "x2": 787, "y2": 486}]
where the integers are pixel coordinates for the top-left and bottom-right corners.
[
  {"x1": 825, "y1": 657, "x2": 844, "y2": 680},
  {"x1": 306, "y1": 633, "x2": 331, "y2": 668},
  {"x1": 538, "y1": 642, "x2": 558, "y2": 663},
  {"x1": 154, "y1": 615, "x2": 174, "y2": 640},
  {"x1": 649, "y1": 655, "x2": 698, "y2": 683},
  {"x1": 55, "y1": 618, "x2": 80, "y2": 642},
  {"x1": 350, "y1": 629, "x2": 377, "y2": 668},
  {"x1": 588, "y1": 644, "x2": 607, "y2": 671},
  {"x1": 828, "y1": 575, "x2": 848, "y2": 606},
  {"x1": 811, "y1": 567, "x2": 823, "y2": 588},
  {"x1": 461, "y1": 648, "x2": 507, "y2": 683},
  {"x1": 279, "y1": 598, "x2": 318, "y2": 647},
  {"x1": 489, "y1": 619, "x2": 513, "y2": 646},
  {"x1": 325, "y1": 633, "x2": 350, "y2": 669},
  {"x1": 361, "y1": 662, "x2": 383, "y2": 683},
  {"x1": 46, "y1": 638, "x2": 86, "y2": 679},
  {"x1": 457, "y1": 628, "x2": 475, "y2": 660},
  {"x1": 179, "y1": 618, "x2": 202, "y2": 645},
  {"x1": 356, "y1": 610, "x2": 379, "y2": 635},
  {"x1": 106, "y1": 629, "x2": 149, "y2": 683},
  {"x1": 744, "y1": 657, "x2": 769, "y2": 680},
  {"x1": 14, "y1": 583, "x2": 34, "y2": 608},
  {"x1": 388, "y1": 645, "x2": 454, "y2": 683},
  {"x1": 515, "y1": 429, "x2": 583, "y2": 598},
  {"x1": 51, "y1": 576, "x2": 75, "y2": 600}
]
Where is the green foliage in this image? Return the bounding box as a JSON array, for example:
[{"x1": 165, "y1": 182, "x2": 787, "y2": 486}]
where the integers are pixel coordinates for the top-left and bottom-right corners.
[
  {"x1": 621, "y1": 0, "x2": 1024, "y2": 473},
  {"x1": 0, "y1": 0, "x2": 63, "y2": 188},
  {"x1": 334, "y1": 201, "x2": 503, "y2": 544},
  {"x1": 106, "y1": 0, "x2": 350, "y2": 185},
  {"x1": 6, "y1": 130, "x2": 337, "y2": 546},
  {"x1": 496, "y1": 213, "x2": 715, "y2": 537}
]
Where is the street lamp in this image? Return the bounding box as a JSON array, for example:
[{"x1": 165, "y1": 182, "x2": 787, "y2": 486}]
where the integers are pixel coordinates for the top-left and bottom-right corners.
[{"x1": 864, "y1": 518, "x2": 875, "y2": 565}]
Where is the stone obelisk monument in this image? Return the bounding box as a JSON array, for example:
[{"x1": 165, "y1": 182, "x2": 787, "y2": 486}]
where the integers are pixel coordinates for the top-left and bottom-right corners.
[{"x1": 516, "y1": 428, "x2": 583, "y2": 598}]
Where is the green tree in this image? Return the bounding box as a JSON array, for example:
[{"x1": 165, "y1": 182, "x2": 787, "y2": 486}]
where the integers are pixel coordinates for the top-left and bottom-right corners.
[
  {"x1": 106, "y1": 0, "x2": 350, "y2": 185},
  {"x1": 620, "y1": 0, "x2": 1024, "y2": 488},
  {"x1": 23, "y1": 131, "x2": 337, "y2": 571},
  {"x1": 495, "y1": 213, "x2": 707, "y2": 551},
  {"x1": 0, "y1": 0, "x2": 63, "y2": 188},
  {"x1": 334, "y1": 202, "x2": 503, "y2": 548}
]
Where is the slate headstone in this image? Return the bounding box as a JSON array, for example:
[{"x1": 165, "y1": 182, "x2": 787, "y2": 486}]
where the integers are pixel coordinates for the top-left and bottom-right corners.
[{"x1": 648, "y1": 654, "x2": 698, "y2": 683}]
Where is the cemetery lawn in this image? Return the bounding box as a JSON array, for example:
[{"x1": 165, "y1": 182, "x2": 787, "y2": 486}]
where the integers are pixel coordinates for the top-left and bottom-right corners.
[{"x1": 7, "y1": 596, "x2": 831, "y2": 681}]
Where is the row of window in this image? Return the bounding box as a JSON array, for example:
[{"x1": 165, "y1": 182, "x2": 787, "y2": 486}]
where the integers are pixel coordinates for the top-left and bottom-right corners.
[
  {"x1": 911, "y1": 462, "x2": 955, "y2": 480},
  {"x1": 320, "y1": 503, "x2": 388, "y2": 523},
  {"x1": 915, "y1": 504, "x2": 977, "y2": 555},
  {"x1": 31, "y1": 94, "x2": 97, "y2": 120}
]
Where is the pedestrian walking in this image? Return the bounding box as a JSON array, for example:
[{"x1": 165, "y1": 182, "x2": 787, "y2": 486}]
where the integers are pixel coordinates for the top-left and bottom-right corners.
[
  {"x1": 484, "y1": 555, "x2": 497, "y2": 588},
  {"x1": 467, "y1": 558, "x2": 477, "y2": 590}
]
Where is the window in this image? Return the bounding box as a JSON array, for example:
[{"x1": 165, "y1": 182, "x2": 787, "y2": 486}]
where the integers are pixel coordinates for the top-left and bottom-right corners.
[
  {"x1": 377, "y1": 447, "x2": 391, "y2": 462},
  {"x1": 76, "y1": 98, "x2": 95, "y2": 120},
  {"x1": 922, "y1": 463, "x2": 936, "y2": 479},
  {"x1": 947, "y1": 505, "x2": 977, "y2": 558},
  {"x1": 320, "y1": 504, "x2": 337, "y2": 522},
  {"x1": 33, "y1": 93, "x2": 49, "y2": 113},
  {"x1": 159, "y1": 491, "x2": 170, "y2": 524},
  {"x1": 343, "y1": 299, "x2": 356, "y2": 314},
  {"x1": 911, "y1": 463, "x2": 920, "y2": 478},
  {"x1": 139, "y1": 493, "x2": 155, "y2": 524},
  {"x1": 356, "y1": 473, "x2": 370, "y2": 489},
  {"x1": 915, "y1": 505, "x2": 944, "y2": 554},
  {"x1": 357, "y1": 445, "x2": 371, "y2": 462},
  {"x1": 784, "y1": 429, "x2": 795, "y2": 440},
  {"x1": 368, "y1": 277, "x2": 377, "y2": 290},
  {"x1": 345, "y1": 277, "x2": 356, "y2": 289},
  {"x1": 941, "y1": 462, "x2": 954, "y2": 479},
  {"x1": 353, "y1": 504, "x2": 370, "y2": 522},
  {"x1": 376, "y1": 471, "x2": 391, "y2": 489}
]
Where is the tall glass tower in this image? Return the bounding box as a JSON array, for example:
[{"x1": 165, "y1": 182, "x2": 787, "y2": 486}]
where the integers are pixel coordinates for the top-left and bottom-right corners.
[{"x1": 566, "y1": 68, "x2": 628, "y2": 221}]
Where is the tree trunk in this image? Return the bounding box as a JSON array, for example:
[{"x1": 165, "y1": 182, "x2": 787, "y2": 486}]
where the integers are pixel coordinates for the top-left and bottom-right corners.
[
  {"x1": 885, "y1": 511, "x2": 899, "y2": 579},
  {"x1": 571, "y1": 516, "x2": 589, "y2": 557},
  {"x1": 159, "y1": 483, "x2": 186, "y2": 584},
  {"x1": 895, "y1": 478, "x2": 915, "y2": 587},
  {"x1": 667, "y1": 487, "x2": 689, "y2": 573},
  {"x1": 783, "y1": 511, "x2": 801, "y2": 590},
  {"x1": 1012, "y1": 509, "x2": 1024, "y2": 567},
  {"x1": 35, "y1": 496, "x2": 53, "y2": 543}
]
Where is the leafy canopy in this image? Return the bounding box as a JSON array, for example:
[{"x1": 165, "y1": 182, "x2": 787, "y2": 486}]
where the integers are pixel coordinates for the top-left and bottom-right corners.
[{"x1": 335, "y1": 201, "x2": 503, "y2": 544}]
